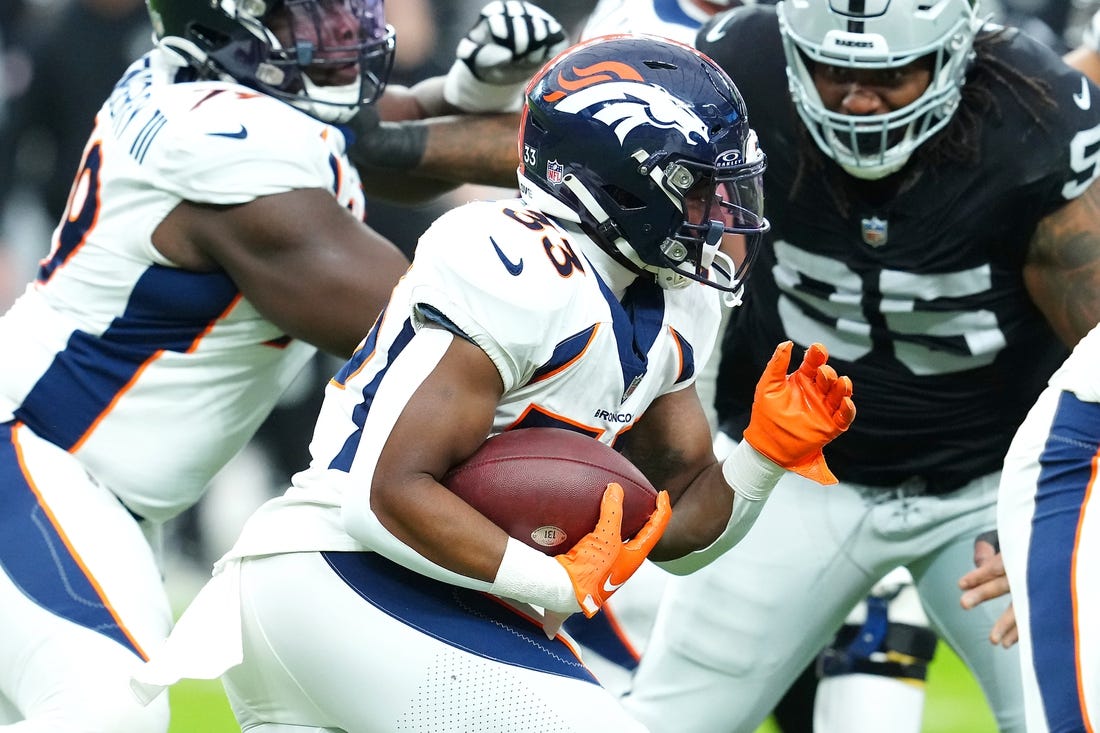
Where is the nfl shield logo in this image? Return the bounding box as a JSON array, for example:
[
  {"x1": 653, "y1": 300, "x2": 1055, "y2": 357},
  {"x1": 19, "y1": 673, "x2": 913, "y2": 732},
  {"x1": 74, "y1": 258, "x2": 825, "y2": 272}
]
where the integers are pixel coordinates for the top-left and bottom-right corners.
[
  {"x1": 547, "y1": 160, "x2": 564, "y2": 185},
  {"x1": 861, "y1": 216, "x2": 888, "y2": 247}
]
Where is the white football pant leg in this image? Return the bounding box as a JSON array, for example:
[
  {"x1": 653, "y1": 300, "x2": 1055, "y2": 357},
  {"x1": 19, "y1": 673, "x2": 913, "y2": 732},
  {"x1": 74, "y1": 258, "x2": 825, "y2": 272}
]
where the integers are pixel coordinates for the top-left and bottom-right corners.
[
  {"x1": 0, "y1": 425, "x2": 172, "y2": 732},
  {"x1": 1000, "y1": 387, "x2": 1100, "y2": 733},
  {"x1": 224, "y1": 552, "x2": 649, "y2": 733}
]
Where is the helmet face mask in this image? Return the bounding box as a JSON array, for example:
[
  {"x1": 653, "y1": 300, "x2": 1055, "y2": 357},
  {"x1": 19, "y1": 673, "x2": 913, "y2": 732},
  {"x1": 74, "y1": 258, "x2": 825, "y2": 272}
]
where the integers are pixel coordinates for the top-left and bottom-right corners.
[
  {"x1": 777, "y1": 0, "x2": 980, "y2": 179},
  {"x1": 518, "y1": 34, "x2": 769, "y2": 299},
  {"x1": 146, "y1": 0, "x2": 395, "y2": 123}
]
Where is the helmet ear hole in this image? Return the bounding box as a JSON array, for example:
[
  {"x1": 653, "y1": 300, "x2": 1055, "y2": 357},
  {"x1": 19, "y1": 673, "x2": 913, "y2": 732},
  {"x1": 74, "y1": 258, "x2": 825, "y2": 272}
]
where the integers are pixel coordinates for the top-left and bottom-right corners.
[
  {"x1": 189, "y1": 24, "x2": 230, "y2": 50},
  {"x1": 603, "y1": 185, "x2": 645, "y2": 211}
]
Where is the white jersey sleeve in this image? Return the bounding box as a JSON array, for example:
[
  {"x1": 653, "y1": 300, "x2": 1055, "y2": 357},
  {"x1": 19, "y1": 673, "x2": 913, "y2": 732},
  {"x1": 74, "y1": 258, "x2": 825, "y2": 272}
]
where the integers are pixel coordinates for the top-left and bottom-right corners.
[
  {"x1": 141, "y1": 81, "x2": 351, "y2": 206},
  {"x1": 402, "y1": 198, "x2": 723, "y2": 425},
  {"x1": 105, "y1": 48, "x2": 360, "y2": 212},
  {"x1": 581, "y1": 0, "x2": 712, "y2": 44},
  {"x1": 406, "y1": 201, "x2": 596, "y2": 393}
]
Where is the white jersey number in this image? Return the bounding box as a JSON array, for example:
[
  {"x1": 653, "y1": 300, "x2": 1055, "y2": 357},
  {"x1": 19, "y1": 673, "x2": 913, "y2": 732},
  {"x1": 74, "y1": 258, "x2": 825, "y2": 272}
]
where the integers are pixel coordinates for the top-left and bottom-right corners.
[
  {"x1": 773, "y1": 239, "x2": 1005, "y2": 376},
  {"x1": 1062, "y1": 121, "x2": 1100, "y2": 199}
]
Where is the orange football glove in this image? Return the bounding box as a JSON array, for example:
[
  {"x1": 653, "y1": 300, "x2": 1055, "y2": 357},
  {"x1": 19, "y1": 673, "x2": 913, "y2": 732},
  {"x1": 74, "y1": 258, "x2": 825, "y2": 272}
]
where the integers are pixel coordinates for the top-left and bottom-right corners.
[
  {"x1": 742, "y1": 341, "x2": 856, "y2": 485},
  {"x1": 555, "y1": 483, "x2": 672, "y2": 617}
]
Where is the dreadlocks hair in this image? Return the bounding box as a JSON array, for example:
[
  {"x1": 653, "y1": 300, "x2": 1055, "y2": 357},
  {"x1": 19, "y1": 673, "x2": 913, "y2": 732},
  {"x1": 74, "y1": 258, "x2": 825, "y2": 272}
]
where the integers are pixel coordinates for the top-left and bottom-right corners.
[
  {"x1": 921, "y1": 26, "x2": 1058, "y2": 167},
  {"x1": 792, "y1": 25, "x2": 1060, "y2": 216}
]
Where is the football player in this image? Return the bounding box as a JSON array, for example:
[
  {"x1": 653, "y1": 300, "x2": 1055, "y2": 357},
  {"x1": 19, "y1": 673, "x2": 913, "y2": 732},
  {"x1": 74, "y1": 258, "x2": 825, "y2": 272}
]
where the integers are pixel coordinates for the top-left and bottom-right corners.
[
  {"x1": 997, "y1": 325, "x2": 1100, "y2": 733},
  {"x1": 976, "y1": 10, "x2": 1100, "y2": 732},
  {"x1": 622, "y1": 2, "x2": 1100, "y2": 733},
  {"x1": 131, "y1": 35, "x2": 855, "y2": 731},
  {"x1": 574, "y1": 5, "x2": 936, "y2": 733},
  {"x1": 0, "y1": 0, "x2": 567, "y2": 730}
]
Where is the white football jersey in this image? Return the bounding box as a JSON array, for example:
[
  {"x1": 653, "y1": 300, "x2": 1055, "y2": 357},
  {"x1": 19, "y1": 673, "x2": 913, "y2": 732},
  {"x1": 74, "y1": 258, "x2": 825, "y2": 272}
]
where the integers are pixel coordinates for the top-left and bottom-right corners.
[
  {"x1": 0, "y1": 48, "x2": 367, "y2": 522},
  {"x1": 581, "y1": 0, "x2": 719, "y2": 44},
  {"x1": 221, "y1": 198, "x2": 722, "y2": 564}
]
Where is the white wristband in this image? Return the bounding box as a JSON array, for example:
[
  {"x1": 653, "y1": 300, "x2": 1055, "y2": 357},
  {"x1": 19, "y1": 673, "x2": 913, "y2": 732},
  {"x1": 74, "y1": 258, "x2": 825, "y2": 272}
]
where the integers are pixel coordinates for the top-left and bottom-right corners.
[
  {"x1": 656, "y1": 440, "x2": 783, "y2": 575},
  {"x1": 489, "y1": 537, "x2": 581, "y2": 614},
  {"x1": 443, "y1": 59, "x2": 525, "y2": 113},
  {"x1": 721, "y1": 439, "x2": 784, "y2": 501}
]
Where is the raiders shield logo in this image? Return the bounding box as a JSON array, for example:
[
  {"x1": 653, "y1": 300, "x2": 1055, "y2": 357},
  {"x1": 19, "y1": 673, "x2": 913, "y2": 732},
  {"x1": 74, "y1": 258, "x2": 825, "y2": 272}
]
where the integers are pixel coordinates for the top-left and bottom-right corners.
[{"x1": 861, "y1": 216, "x2": 888, "y2": 247}]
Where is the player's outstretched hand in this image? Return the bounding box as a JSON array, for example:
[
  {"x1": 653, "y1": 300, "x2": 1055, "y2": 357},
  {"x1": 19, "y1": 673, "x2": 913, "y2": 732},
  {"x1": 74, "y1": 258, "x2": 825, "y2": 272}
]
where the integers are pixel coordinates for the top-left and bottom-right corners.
[
  {"x1": 959, "y1": 531, "x2": 1017, "y2": 648},
  {"x1": 458, "y1": 1, "x2": 567, "y2": 83},
  {"x1": 743, "y1": 341, "x2": 855, "y2": 485},
  {"x1": 556, "y1": 483, "x2": 671, "y2": 617},
  {"x1": 444, "y1": 1, "x2": 568, "y2": 112}
]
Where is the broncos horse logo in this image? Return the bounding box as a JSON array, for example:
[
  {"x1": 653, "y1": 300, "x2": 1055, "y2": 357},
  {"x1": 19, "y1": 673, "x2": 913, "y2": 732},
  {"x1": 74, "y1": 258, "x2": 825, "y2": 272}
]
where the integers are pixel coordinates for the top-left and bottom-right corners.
[{"x1": 543, "y1": 61, "x2": 710, "y2": 147}]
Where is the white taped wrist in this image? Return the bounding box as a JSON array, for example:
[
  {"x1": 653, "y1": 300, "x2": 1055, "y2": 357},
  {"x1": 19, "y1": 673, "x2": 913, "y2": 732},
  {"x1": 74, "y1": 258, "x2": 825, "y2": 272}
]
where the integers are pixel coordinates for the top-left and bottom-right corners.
[
  {"x1": 443, "y1": 60, "x2": 525, "y2": 112},
  {"x1": 721, "y1": 439, "x2": 784, "y2": 500},
  {"x1": 489, "y1": 537, "x2": 581, "y2": 614},
  {"x1": 657, "y1": 441, "x2": 783, "y2": 575}
]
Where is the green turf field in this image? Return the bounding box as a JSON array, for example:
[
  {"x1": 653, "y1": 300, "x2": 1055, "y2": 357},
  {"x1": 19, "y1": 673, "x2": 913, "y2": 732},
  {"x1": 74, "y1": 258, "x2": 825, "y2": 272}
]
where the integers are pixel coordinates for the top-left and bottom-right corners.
[{"x1": 167, "y1": 641, "x2": 997, "y2": 732}]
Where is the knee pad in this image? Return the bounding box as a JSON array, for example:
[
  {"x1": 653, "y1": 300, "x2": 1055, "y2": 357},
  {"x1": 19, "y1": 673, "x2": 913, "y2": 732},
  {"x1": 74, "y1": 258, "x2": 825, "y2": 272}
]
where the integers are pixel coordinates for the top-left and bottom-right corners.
[{"x1": 818, "y1": 597, "x2": 938, "y2": 683}]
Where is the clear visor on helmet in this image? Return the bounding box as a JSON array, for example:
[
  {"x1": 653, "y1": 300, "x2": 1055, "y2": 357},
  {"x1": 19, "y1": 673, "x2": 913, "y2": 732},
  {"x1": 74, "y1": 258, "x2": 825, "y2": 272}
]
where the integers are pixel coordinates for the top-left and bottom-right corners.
[
  {"x1": 262, "y1": 0, "x2": 395, "y2": 118},
  {"x1": 657, "y1": 149, "x2": 769, "y2": 295}
]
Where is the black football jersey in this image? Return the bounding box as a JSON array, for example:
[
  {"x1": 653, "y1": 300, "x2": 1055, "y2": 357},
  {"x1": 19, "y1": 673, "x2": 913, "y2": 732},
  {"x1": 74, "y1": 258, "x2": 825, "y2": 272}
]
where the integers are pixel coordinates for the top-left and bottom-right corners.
[{"x1": 698, "y1": 7, "x2": 1100, "y2": 492}]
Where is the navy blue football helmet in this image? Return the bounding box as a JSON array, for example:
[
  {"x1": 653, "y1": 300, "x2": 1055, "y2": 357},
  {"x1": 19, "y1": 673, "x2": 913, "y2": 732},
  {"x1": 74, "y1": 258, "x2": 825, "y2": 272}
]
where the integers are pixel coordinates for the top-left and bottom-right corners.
[
  {"x1": 518, "y1": 34, "x2": 768, "y2": 299},
  {"x1": 146, "y1": 0, "x2": 395, "y2": 123}
]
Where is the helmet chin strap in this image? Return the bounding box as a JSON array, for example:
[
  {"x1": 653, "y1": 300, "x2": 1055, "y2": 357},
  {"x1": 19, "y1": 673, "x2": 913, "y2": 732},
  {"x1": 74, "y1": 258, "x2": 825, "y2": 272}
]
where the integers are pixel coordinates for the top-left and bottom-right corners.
[
  {"x1": 294, "y1": 75, "x2": 361, "y2": 123},
  {"x1": 665, "y1": 221, "x2": 742, "y2": 303},
  {"x1": 699, "y1": 220, "x2": 723, "y2": 269},
  {"x1": 562, "y1": 174, "x2": 746, "y2": 295},
  {"x1": 159, "y1": 37, "x2": 218, "y2": 76},
  {"x1": 563, "y1": 177, "x2": 645, "y2": 268},
  {"x1": 563, "y1": 174, "x2": 694, "y2": 291},
  {"x1": 710, "y1": 249, "x2": 744, "y2": 308}
]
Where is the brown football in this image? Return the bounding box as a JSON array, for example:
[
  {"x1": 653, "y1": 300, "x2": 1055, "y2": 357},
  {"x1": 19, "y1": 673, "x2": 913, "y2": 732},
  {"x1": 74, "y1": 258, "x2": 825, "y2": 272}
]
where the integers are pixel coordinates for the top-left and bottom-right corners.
[{"x1": 442, "y1": 427, "x2": 659, "y2": 555}]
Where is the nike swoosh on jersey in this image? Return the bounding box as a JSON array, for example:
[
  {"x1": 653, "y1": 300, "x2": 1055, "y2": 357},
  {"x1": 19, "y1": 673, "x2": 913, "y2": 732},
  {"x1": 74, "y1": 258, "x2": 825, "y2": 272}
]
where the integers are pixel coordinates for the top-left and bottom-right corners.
[
  {"x1": 1074, "y1": 77, "x2": 1091, "y2": 110},
  {"x1": 207, "y1": 125, "x2": 249, "y2": 139},
  {"x1": 490, "y1": 236, "x2": 524, "y2": 276},
  {"x1": 704, "y1": 13, "x2": 737, "y2": 43}
]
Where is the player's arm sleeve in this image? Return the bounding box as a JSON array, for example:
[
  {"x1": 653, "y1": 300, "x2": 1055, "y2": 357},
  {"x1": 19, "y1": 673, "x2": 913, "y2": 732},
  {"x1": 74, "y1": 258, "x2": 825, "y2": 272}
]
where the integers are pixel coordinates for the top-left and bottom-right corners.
[
  {"x1": 655, "y1": 439, "x2": 783, "y2": 574},
  {"x1": 660, "y1": 286, "x2": 723, "y2": 397},
  {"x1": 338, "y1": 326, "x2": 501, "y2": 591},
  {"x1": 406, "y1": 204, "x2": 559, "y2": 390},
  {"x1": 340, "y1": 206, "x2": 551, "y2": 584},
  {"x1": 1034, "y1": 41, "x2": 1100, "y2": 204},
  {"x1": 143, "y1": 97, "x2": 335, "y2": 206}
]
